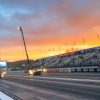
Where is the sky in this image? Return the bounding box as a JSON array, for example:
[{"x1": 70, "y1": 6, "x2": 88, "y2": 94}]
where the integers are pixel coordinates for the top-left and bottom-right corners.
[{"x1": 0, "y1": 0, "x2": 100, "y2": 62}]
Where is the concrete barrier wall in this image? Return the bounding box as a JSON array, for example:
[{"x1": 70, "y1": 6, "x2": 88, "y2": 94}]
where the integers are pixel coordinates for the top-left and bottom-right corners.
[
  {"x1": 47, "y1": 68, "x2": 71, "y2": 73},
  {"x1": 46, "y1": 66, "x2": 100, "y2": 73},
  {"x1": 5, "y1": 66, "x2": 100, "y2": 75}
]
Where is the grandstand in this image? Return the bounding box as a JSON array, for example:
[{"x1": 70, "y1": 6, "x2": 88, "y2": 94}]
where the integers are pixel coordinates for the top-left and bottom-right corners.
[{"x1": 30, "y1": 46, "x2": 100, "y2": 72}]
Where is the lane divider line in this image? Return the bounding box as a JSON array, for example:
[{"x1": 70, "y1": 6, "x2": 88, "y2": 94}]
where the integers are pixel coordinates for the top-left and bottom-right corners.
[
  {"x1": 5, "y1": 75, "x2": 100, "y2": 83},
  {"x1": 0, "y1": 91, "x2": 14, "y2": 100}
]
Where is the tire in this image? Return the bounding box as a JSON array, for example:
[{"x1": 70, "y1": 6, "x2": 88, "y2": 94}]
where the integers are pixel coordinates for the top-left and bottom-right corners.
[
  {"x1": 0, "y1": 74, "x2": 1, "y2": 79},
  {"x1": 34, "y1": 71, "x2": 41, "y2": 75}
]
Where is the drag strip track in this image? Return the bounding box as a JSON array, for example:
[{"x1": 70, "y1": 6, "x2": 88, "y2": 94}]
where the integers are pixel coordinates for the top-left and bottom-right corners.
[
  {"x1": 2, "y1": 75, "x2": 100, "y2": 100},
  {"x1": 5, "y1": 75, "x2": 100, "y2": 85},
  {"x1": 0, "y1": 87, "x2": 23, "y2": 100}
]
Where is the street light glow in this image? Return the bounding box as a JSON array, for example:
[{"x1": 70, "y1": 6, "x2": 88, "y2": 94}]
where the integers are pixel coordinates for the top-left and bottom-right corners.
[{"x1": 18, "y1": 27, "x2": 22, "y2": 31}]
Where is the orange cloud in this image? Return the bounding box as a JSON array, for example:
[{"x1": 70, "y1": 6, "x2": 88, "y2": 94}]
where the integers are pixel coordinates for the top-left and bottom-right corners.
[{"x1": 0, "y1": 0, "x2": 100, "y2": 62}]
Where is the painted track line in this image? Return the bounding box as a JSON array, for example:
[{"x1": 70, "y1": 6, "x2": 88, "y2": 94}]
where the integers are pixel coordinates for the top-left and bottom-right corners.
[
  {"x1": 6, "y1": 75, "x2": 100, "y2": 83},
  {"x1": 0, "y1": 91, "x2": 13, "y2": 100}
]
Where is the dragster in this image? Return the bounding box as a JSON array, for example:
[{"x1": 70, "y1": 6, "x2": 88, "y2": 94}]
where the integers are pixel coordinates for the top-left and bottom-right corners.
[{"x1": 28, "y1": 68, "x2": 42, "y2": 75}]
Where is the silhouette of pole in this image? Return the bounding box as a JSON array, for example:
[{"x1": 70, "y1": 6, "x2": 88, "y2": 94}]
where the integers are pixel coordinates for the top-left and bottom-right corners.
[
  {"x1": 65, "y1": 44, "x2": 67, "y2": 49},
  {"x1": 18, "y1": 27, "x2": 30, "y2": 65},
  {"x1": 0, "y1": 52, "x2": 1, "y2": 61},
  {"x1": 53, "y1": 48, "x2": 54, "y2": 51},
  {"x1": 59, "y1": 46, "x2": 60, "y2": 50},
  {"x1": 83, "y1": 39, "x2": 85, "y2": 45},
  {"x1": 83, "y1": 39, "x2": 86, "y2": 49},
  {"x1": 73, "y1": 42, "x2": 75, "y2": 47},
  {"x1": 97, "y1": 34, "x2": 99, "y2": 46}
]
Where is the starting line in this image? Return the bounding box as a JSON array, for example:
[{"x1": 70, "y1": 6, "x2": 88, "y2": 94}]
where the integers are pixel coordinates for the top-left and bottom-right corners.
[{"x1": 0, "y1": 91, "x2": 13, "y2": 100}]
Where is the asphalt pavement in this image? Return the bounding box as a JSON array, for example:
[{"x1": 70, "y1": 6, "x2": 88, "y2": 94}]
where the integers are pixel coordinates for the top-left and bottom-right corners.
[{"x1": 0, "y1": 72, "x2": 100, "y2": 100}]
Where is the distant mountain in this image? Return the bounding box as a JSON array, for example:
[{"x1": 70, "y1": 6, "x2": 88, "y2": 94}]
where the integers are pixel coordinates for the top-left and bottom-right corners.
[{"x1": 7, "y1": 60, "x2": 34, "y2": 68}]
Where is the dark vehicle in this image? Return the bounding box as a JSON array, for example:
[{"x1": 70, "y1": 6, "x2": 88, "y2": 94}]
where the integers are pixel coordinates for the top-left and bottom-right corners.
[{"x1": 28, "y1": 68, "x2": 42, "y2": 75}]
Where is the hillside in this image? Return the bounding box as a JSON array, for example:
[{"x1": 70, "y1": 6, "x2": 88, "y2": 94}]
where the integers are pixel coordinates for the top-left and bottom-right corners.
[{"x1": 7, "y1": 60, "x2": 34, "y2": 68}]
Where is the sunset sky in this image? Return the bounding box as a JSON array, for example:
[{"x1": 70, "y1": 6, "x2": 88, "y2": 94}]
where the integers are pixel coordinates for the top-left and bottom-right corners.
[{"x1": 0, "y1": 0, "x2": 100, "y2": 62}]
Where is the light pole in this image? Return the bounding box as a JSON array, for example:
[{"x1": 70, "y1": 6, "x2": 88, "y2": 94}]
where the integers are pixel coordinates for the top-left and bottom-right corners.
[
  {"x1": 83, "y1": 39, "x2": 85, "y2": 49},
  {"x1": 65, "y1": 44, "x2": 67, "y2": 49},
  {"x1": 97, "y1": 34, "x2": 99, "y2": 46},
  {"x1": 53, "y1": 48, "x2": 54, "y2": 51},
  {"x1": 0, "y1": 52, "x2": 1, "y2": 61},
  {"x1": 59, "y1": 46, "x2": 60, "y2": 50},
  {"x1": 18, "y1": 27, "x2": 30, "y2": 65},
  {"x1": 73, "y1": 42, "x2": 75, "y2": 47},
  {"x1": 73, "y1": 42, "x2": 75, "y2": 51},
  {"x1": 59, "y1": 46, "x2": 60, "y2": 54},
  {"x1": 83, "y1": 39, "x2": 85, "y2": 45}
]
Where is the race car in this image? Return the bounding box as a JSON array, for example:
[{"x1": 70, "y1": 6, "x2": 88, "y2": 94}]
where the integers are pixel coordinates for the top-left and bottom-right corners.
[{"x1": 28, "y1": 68, "x2": 42, "y2": 75}]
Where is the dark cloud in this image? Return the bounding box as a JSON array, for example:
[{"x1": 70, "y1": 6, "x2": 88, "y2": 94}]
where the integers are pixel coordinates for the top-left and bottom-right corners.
[{"x1": 0, "y1": 0, "x2": 100, "y2": 61}]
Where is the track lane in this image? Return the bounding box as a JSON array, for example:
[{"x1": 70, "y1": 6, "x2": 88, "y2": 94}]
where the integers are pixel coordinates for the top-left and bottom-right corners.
[
  {"x1": 1, "y1": 72, "x2": 100, "y2": 100},
  {"x1": 2, "y1": 75, "x2": 100, "y2": 100}
]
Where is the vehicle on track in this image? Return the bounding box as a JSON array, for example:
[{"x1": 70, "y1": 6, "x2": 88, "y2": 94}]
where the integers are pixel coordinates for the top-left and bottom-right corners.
[{"x1": 28, "y1": 68, "x2": 42, "y2": 75}]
